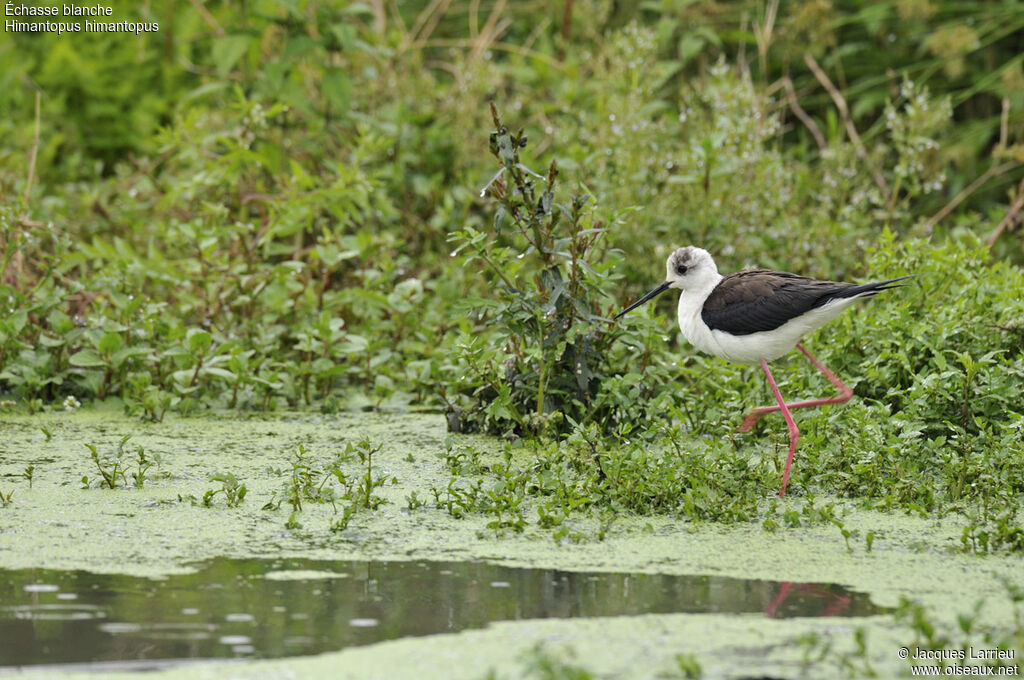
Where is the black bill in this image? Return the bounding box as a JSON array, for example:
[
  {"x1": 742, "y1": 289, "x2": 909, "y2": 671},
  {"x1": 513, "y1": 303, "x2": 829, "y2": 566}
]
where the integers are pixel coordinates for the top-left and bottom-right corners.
[{"x1": 613, "y1": 280, "x2": 672, "y2": 320}]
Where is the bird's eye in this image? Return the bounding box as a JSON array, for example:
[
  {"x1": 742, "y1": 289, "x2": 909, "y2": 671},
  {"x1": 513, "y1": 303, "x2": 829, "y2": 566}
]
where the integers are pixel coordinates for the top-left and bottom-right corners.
[{"x1": 676, "y1": 265, "x2": 688, "y2": 275}]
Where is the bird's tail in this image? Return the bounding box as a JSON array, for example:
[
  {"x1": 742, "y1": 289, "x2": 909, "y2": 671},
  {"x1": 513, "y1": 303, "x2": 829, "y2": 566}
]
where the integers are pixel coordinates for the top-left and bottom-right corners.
[{"x1": 835, "y1": 274, "x2": 918, "y2": 300}]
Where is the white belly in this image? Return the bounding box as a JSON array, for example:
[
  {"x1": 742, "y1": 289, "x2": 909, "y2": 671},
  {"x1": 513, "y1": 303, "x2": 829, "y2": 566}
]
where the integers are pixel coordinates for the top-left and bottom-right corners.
[{"x1": 677, "y1": 295, "x2": 859, "y2": 364}]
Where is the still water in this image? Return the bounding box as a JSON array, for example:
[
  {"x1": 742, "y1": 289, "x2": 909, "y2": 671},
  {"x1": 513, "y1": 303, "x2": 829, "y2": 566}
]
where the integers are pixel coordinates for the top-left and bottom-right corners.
[{"x1": 1, "y1": 558, "x2": 886, "y2": 670}]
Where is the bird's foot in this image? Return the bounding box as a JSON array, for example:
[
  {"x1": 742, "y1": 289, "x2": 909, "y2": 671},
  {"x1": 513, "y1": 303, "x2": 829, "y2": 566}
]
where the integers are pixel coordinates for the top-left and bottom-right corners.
[{"x1": 737, "y1": 407, "x2": 773, "y2": 432}]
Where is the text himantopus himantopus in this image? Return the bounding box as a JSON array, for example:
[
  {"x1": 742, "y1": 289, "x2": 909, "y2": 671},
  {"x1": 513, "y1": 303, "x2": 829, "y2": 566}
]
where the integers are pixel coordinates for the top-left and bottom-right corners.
[{"x1": 615, "y1": 246, "x2": 913, "y2": 497}]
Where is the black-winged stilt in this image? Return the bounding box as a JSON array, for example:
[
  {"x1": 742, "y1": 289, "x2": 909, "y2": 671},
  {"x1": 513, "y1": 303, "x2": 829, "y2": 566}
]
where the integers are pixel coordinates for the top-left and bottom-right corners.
[{"x1": 615, "y1": 246, "x2": 913, "y2": 497}]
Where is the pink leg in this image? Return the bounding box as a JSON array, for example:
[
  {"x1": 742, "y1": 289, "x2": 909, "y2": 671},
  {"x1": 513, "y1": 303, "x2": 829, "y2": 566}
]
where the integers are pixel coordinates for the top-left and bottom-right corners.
[
  {"x1": 737, "y1": 343, "x2": 853, "y2": 433},
  {"x1": 765, "y1": 581, "x2": 793, "y2": 618},
  {"x1": 759, "y1": 358, "x2": 798, "y2": 498}
]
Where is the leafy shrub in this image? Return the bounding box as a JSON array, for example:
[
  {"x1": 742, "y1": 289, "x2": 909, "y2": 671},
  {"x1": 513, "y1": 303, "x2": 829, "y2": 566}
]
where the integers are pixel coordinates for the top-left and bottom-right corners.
[{"x1": 444, "y1": 104, "x2": 653, "y2": 436}]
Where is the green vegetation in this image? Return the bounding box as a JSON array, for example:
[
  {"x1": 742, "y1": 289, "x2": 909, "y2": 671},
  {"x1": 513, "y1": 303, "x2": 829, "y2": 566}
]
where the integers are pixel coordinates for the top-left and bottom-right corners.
[
  {"x1": 203, "y1": 472, "x2": 248, "y2": 508},
  {"x1": 487, "y1": 644, "x2": 700, "y2": 679},
  {"x1": 425, "y1": 225, "x2": 1024, "y2": 546},
  {"x1": 796, "y1": 585, "x2": 1024, "y2": 678},
  {"x1": 0, "y1": 407, "x2": 1022, "y2": 677},
  {"x1": 21, "y1": 464, "x2": 35, "y2": 489},
  {"x1": 79, "y1": 435, "x2": 160, "y2": 489},
  {"x1": 1, "y1": 1, "x2": 1023, "y2": 556},
  {"x1": 261, "y1": 439, "x2": 391, "y2": 531}
]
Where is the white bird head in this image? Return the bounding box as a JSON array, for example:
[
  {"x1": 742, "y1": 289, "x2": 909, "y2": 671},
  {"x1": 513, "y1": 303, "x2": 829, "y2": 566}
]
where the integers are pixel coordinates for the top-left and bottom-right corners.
[
  {"x1": 614, "y1": 246, "x2": 720, "y2": 320},
  {"x1": 664, "y1": 246, "x2": 719, "y2": 290}
]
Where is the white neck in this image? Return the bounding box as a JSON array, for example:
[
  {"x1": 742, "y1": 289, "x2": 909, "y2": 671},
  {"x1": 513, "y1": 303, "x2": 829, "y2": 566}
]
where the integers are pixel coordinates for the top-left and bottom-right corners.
[
  {"x1": 678, "y1": 271, "x2": 722, "y2": 316},
  {"x1": 675, "y1": 272, "x2": 722, "y2": 353}
]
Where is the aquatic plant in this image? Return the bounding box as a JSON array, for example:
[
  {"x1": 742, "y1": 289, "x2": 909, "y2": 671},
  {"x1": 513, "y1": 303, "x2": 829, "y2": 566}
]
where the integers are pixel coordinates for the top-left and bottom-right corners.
[
  {"x1": 21, "y1": 464, "x2": 34, "y2": 489},
  {"x1": 82, "y1": 436, "x2": 131, "y2": 489},
  {"x1": 81, "y1": 436, "x2": 157, "y2": 490},
  {"x1": 673, "y1": 654, "x2": 703, "y2": 679},
  {"x1": 131, "y1": 447, "x2": 158, "y2": 489},
  {"x1": 351, "y1": 439, "x2": 388, "y2": 510},
  {"x1": 263, "y1": 439, "x2": 389, "y2": 531},
  {"x1": 203, "y1": 472, "x2": 248, "y2": 508},
  {"x1": 497, "y1": 642, "x2": 704, "y2": 680},
  {"x1": 328, "y1": 504, "x2": 358, "y2": 534},
  {"x1": 518, "y1": 643, "x2": 596, "y2": 680},
  {"x1": 888, "y1": 590, "x2": 1024, "y2": 674}
]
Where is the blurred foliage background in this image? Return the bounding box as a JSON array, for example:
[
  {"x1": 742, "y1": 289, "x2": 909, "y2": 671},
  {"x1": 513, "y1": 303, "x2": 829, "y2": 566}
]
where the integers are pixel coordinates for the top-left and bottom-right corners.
[{"x1": 1, "y1": 0, "x2": 1022, "y2": 421}]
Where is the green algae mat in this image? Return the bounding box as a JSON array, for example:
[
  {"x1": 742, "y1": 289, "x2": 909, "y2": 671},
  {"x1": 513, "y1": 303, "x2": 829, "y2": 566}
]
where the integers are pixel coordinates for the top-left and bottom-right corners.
[{"x1": 1, "y1": 410, "x2": 1022, "y2": 679}]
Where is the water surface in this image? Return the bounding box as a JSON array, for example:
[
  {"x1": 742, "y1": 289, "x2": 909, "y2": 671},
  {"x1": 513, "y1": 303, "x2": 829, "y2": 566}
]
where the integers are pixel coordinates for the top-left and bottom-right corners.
[{"x1": 1, "y1": 558, "x2": 886, "y2": 670}]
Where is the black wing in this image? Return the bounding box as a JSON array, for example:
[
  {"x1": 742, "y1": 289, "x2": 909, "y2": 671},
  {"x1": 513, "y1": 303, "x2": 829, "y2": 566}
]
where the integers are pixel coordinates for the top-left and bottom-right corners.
[{"x1": 700, "y1": 270, "x2": 909, "y2": 336}]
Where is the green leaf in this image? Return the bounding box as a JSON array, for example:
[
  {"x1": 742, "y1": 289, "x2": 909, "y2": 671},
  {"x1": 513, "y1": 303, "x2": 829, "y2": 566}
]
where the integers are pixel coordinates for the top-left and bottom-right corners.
[
  {"x1": 1, "y1": 310, "x2": 28, "y2": 336},
  {"x1": 111, "y1": 346, "x2": 153, "y2": 369},
  {"x1": 338, "y1": 335, "x2": 369, "y2": 353},
  {"x1": 170, "y1": 369, "x2": 196, "y2": 386},
  {"x1": 311, "y1": 357, "x2": 341, "y2": 375},
  {"x1": 322, "y1": 69, "x2": 351, "y2": 113},
  {"x1": 69, "y1": 350, "x2": 106, "y2": 368},
  {"x1": 342, "y1": 3, "x2": 374, "y2": 16},
  {"x1": 211, "y1": 35, "x2": 251, "y2": 76},
  {"x1": 38, "y1": 334, "x2": 65, "y2": 348},
  {"x1": 677, "y1": 35, "x2": 706, "y2": 65},
  {"x1": 251, "y1": 377, "x2": 283, "y2": 390},
  {"x1": 98, "y1": 332, "x2": 124, "y2": 355},
  {"x1": 201, "y1": 367, "x2": 237, "y2": 381},
  {"x1": 187, "y1": 329, "x2": 212, "y2": 353},
  {"x1": 495, "y1": 132, "x2": 516, "y2": 165},
  {"x1": 330, "y1": 23, "x2": 357, "y2": 50}
]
